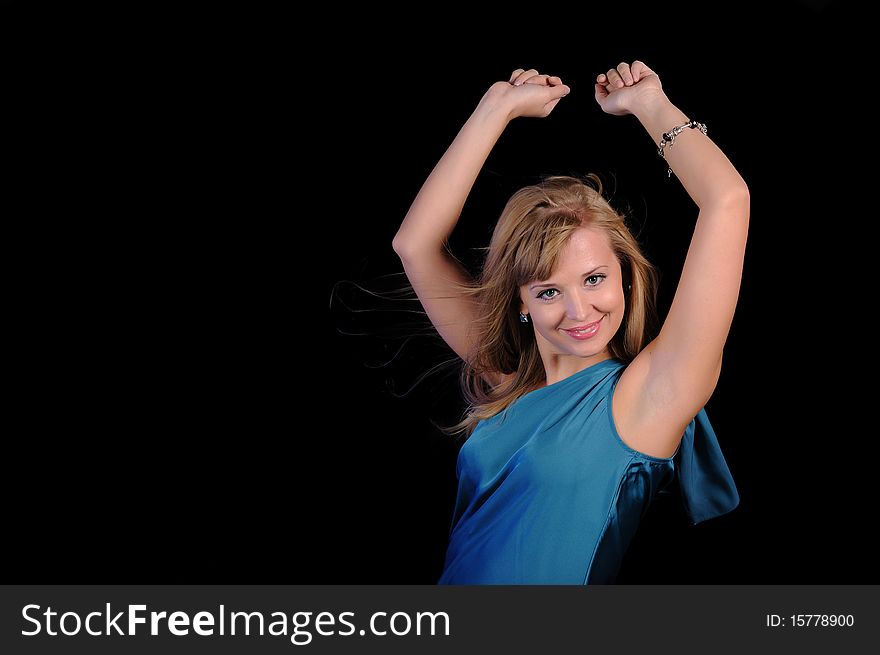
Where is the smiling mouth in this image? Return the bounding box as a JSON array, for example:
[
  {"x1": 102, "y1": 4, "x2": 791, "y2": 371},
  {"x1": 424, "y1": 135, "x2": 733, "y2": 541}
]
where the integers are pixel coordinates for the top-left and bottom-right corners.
[{"x1": 561, "y1": 317, "x2": 603, "y2": 338}]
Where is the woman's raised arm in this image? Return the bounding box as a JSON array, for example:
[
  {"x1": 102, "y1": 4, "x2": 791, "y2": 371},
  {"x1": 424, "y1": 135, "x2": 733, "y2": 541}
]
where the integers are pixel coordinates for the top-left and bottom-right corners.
[
  {"x1": 392, "y1": 70, "x2": 570, "y2": 367},
  {"x1": 598, "y1": 60, "x2": 750, "y2": 459}
]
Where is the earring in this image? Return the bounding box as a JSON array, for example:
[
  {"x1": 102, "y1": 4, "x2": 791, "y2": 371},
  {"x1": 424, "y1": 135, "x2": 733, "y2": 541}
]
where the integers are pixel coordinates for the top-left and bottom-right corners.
[{"x1": 519, "y1": 312, "x2": 530, "y2": 323}]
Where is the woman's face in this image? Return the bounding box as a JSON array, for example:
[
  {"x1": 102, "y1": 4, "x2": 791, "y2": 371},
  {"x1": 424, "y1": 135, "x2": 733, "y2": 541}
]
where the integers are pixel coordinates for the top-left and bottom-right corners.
[{"x1": 519, "y1": 226, "x2": 625, "y2": 363}]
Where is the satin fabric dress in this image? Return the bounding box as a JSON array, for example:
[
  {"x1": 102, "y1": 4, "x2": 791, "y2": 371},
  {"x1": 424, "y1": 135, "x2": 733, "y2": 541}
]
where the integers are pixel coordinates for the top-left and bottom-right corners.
[{"x1": 437, "y1": 358, "x2": 739, "y2": 585}]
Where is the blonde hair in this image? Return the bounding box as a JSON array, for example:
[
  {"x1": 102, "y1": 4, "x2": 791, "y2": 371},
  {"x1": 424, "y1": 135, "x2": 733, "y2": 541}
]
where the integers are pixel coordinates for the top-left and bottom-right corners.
[{"x1": 449, "y1": 174, "x2": 659, "y2": 437}]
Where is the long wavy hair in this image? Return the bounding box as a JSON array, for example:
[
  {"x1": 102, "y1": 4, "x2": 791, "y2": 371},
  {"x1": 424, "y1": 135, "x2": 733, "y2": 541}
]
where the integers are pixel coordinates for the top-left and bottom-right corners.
[{"x1": 448, "y1": 173, "x2": 659, "y2": 437}]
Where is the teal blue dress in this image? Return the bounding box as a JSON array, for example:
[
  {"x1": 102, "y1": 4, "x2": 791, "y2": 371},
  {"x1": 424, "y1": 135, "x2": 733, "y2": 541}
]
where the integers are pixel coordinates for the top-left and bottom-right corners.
[{"x1": 437, "y1": 358, "x2": 739, "y2": 584}]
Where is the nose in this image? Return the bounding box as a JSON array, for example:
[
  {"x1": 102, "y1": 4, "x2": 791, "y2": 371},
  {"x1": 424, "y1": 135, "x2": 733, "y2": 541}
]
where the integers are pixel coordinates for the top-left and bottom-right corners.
[{"x1": 564, "y1": 293, "x2": 590, "y2": 322}]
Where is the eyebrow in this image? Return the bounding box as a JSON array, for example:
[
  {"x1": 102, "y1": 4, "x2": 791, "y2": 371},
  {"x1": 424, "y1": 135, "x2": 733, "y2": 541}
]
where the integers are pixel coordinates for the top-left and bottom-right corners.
[{"x1": 529, "y1": 265, "x2": 609, "y2": 291}]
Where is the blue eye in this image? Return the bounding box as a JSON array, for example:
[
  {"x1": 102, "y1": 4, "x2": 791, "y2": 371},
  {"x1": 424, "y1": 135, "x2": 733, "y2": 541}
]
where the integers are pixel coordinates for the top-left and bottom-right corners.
[
  {"x1": 586, "y1": 274, "x2": 606, "y2": 286},
  {"x1": 537, "y1": 289, "x2": 558, "y2": 300}
]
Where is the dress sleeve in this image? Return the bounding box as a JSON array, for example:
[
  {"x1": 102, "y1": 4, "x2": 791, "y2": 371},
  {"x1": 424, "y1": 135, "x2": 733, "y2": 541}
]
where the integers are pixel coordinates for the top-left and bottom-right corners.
[{"x1": 670, "y1": 408, "x2": 740, "y2": 525}]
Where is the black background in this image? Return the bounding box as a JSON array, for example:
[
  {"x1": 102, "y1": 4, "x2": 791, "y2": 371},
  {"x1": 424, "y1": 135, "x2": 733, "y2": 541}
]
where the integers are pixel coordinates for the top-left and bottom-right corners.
[{"x1": 3, "y1": 1, "x2": 875, "y2": 583}]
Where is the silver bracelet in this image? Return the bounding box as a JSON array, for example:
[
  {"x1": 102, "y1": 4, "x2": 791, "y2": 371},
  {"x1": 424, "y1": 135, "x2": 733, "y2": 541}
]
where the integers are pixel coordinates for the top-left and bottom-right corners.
[{"x1": 657, "y1": 119, "x2": 707, "y2": 178}]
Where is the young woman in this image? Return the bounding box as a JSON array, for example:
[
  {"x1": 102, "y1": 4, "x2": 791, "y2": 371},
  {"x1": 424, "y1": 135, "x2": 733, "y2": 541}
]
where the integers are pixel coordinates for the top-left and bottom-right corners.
[{"x1": 392, "y1": 61, "x2": 749, "y2": 584}]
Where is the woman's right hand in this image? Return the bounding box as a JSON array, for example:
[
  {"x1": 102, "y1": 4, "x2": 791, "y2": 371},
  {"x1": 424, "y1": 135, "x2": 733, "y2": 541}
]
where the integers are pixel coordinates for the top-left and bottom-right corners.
[{"x1": 481, "y1": 68, "x2": 571, "y2": 121}]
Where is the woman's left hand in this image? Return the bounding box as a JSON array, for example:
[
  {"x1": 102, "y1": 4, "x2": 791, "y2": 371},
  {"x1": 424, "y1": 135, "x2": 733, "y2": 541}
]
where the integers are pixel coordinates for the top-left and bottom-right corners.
[{"x1": 594, "y1": 60, "x2": 664, "y2": 116}]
